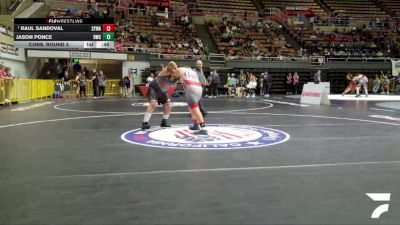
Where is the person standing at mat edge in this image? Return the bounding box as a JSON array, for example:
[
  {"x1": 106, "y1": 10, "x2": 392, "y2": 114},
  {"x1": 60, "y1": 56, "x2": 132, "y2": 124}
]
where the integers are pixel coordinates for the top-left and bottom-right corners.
[
  {"x1": 261, "y1": 71, "x2": 271, "y2": 97},
  {"x1": 314, "y1": 70, "x2": 321, "y2": 84},
  {"x1": 193, "y1": 59, "x2": 208, "y2": 117},
  {"x1": 98, "y1": 71, "x2": 106, "y2": 98},
  {"x1": 76, "y1": 72, "x2": 87, "y2": 98},
  {"x1": 92, "y1": 69, "x2": 100, "y2": 98},
  {"x1": 396, "y1": 74, "x2": 400, "y2": 95},
  {"x1": 208, "y1": 69, "x2": 219, "y2": 98},
  {"x1": 141, "y1": 62, "x2": 178, "y2": 130}
]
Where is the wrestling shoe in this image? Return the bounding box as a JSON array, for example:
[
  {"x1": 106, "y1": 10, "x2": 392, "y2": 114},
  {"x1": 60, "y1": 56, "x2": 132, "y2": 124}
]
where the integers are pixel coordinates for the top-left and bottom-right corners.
[
  {"x1": 189, "y1": 124, "x2": 201, "y2": 130},
  {"x1": 160, "y1": 119, "x2": 171, "y2": 127},
  {"x1": 141, "y1": 122, "x2": 151, "y2": 130},
  {"x1": 193, "y1": 129, "x2": 208, "y2": 135}
]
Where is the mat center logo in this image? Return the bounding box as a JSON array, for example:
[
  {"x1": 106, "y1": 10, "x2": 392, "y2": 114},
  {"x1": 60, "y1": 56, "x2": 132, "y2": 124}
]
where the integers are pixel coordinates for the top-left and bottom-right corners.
[{"x1": 121, "y1": 125, "x2": 290, "y2": 150}]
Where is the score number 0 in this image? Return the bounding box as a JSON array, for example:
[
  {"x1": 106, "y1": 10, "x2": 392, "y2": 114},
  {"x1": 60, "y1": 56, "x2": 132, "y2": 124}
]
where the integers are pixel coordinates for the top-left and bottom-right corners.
[
  {"x1": 102, "y1": 24, "x2": 115, "y2": 41},
  {"x1": 102, "y1": 24, "x2": 115, "y2": 32}
]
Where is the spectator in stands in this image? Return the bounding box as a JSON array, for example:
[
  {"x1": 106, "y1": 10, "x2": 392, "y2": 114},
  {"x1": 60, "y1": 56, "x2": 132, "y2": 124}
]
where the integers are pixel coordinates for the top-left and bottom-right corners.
[
  {"x1": 381, "y1": 75, "x2": 390, "y2": 95},
  {"x1": 98, "y1": 71, "x2": 106, "y2": 98},
  {"x1": 128, "y1": 3, "x2": 134, "y2": 15},
  {"x1": 372, "y1": 75, "x2": 381, "y2": 94},
  {"x1": 182, "y1": 39, "x2": 189, "y2": 48},
  {"x1": 102, "y1": 5, "x2": 112, "y2": 18},
  {"x1": 116, "y1": 42, "x2": 123, "y2": 51},
  {"x1": 286, "y1": 73, "x2": 293, "y2": 95},
  {"x1": 193, "y1": 46, "x2": 200, "y2": 55},
  {"x1": 88, "y1": 8, "x2": 99, "y2": 18},
  {"x1": 208, "y1": 70, "x2": 219, "y2": 98},
  {"x1": 293, "y1": 72, "x2": 300, "y2": 94},
  {"x1": 76, "y1": 72, "x2": 87, "y2": 98}
]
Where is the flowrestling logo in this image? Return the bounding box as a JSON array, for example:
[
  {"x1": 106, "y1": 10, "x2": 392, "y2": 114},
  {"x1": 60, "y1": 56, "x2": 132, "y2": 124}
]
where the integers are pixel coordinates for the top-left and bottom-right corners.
[{"x1": 121, "y1": 124, "x2": 290, "y2": 150}]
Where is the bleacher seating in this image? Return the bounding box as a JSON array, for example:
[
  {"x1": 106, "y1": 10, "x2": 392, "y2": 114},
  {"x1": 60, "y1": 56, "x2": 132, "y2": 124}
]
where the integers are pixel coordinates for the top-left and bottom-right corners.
[
  {"x1": 134, "y1": 0, "x2": 171, "y2": 8},
  {"x1": 196, "y1": 0, "x2": 258, "y2": 17},
  {"x1": 287, "y1": 22, "x2": 400, "y2": 57},
  {"x1": 262, "y1": 0, "x2": 326, "y2": 15},
  {"x1": 208, "y1": 18, "x2": 295, "y2": 58},
  {"x1": 378, "y1": 0, "x2": 400, "y2": 16},
  {"x1": 114, "y1": 11, "x2": 204, "y2": 55},
  {"x1": 321, "y1": 0, "x2": 387, "y2": 17},
  {"x1": 46, "y1": 0, "x2": 400, "y2": 58}
]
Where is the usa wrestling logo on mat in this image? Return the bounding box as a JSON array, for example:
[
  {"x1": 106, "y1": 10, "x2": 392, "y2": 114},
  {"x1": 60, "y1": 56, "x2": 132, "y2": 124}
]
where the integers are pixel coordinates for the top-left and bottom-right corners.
[{"x1": 121, "y1": 124, "x2": 290, "y2": 150}]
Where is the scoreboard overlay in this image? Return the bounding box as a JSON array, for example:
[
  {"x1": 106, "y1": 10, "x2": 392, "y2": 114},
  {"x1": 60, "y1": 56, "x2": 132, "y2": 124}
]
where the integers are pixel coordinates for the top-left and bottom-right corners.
[{"x1": 14, "y1": 18, "x2": 115, "y2": 49}]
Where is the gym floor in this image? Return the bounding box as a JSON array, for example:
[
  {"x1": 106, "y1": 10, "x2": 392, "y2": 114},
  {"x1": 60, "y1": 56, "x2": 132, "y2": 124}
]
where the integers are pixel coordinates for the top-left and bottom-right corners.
[{"x1": 1, "y1": 95, "x2": 399, "y2": 224}]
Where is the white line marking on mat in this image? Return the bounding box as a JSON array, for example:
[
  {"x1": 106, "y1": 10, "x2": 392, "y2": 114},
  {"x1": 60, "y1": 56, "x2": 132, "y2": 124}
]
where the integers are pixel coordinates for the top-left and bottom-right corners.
[
  {"x1": 0, "y1": 114, "x2": 138, "y2": 129},
  {"x1": 36, "y1": 160, "x2": 400, "y2": 179},
  {"x1": 291, "y1": 136, "x2": 398, "y2": 141},
  {"x1": 370, "y1": 108, "x2": 395, "y2": 112},
  {"x1": 259, "y1": 123, "x2": 376, "y2": 127},
  {"x1": 54, "y1": 100, "x2": 274, "y2": 114},
  {"x1": 1, "y1": 111, "x2": 399, "y2": 129},
  {"x1": 10, "y1": 102, "x2": 53, "y2": 112},
  {"x1": 263, "y1": 99, "x2": 309, "y2": 107},
  {"x1": 369, "y1": 115, "x2": 400, "y2": 121},
  {"x1": 226, "y1": 112, "x2": 400, "y2": 126}
]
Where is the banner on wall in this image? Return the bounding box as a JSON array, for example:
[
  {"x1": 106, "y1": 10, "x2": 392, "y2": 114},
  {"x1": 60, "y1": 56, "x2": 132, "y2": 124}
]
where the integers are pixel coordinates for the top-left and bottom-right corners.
[
  {"x1": 70, "y1": 51, "x2": 91, "y2": 58},
  {"x1": 0, "y1": 42, "x2": 18, "y2": 56}
]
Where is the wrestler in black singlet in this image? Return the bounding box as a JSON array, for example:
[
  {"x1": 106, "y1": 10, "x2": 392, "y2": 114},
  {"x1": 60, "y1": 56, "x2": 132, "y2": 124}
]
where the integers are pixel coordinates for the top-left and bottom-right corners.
[{"x1": 147, "y1": 75, "x2": 175, "y2": 105}]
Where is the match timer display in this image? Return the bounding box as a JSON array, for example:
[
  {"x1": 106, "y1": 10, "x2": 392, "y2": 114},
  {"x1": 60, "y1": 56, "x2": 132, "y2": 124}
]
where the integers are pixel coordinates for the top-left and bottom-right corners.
[{"x1": 14, "y1": 18, "x2": 115, "y2": 49}]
